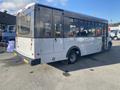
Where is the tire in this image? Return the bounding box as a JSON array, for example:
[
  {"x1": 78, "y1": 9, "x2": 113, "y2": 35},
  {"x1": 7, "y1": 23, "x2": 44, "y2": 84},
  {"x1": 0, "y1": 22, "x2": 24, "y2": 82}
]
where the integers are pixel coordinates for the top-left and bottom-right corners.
[
  {"x1": 68, "y1": 50, "x2": 78, "y2": 64},
  {"x1": 114, "y1": 36, "x2": 118, "y2": 40}
]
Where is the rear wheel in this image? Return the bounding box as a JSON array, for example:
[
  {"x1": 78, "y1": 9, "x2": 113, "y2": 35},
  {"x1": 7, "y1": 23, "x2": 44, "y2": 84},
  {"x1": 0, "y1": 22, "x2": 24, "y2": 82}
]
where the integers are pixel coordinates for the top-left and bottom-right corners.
[{"x1": 68, "y1": 50, "x2": 78, "y2": 64}]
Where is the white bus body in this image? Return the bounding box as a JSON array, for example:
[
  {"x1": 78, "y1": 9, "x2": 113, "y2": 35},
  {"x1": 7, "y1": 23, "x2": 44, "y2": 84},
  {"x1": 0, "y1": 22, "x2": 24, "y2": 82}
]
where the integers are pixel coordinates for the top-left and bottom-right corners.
[{"x1": 16, "y1": 3, "x2": 112, "y2": 65}]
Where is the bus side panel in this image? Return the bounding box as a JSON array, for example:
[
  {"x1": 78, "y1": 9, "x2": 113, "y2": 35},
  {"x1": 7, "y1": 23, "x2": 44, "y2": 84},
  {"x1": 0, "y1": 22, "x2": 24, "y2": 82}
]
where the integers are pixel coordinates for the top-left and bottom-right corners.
[
  {"x1": 64, "y1": 37, "x2": 102, "y2": 57},
  {"x1": 34, "y1": 37, "x2": 102, "y2": 64},
  {"x1": 94, "y1": 37, "x2": 103, "y2": 52},
  {"x1": 65, "y1": 38, "x2": 86, "y2": 56},
  {"x1": 80, "y1": 37, "x2": 102, "y2": 55},
  {"x1": 34, "y1": 38, "x2": 67, "y2": 64}
]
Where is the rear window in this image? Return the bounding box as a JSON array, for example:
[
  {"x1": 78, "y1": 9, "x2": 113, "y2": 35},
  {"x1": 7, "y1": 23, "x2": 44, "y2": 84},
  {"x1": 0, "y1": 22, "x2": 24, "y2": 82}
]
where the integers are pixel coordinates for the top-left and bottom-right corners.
[
  {"x1": 111, "y1": 30, "x2": 118, "y2": 33},
  {"x1": 17, "y1": 13, "x2": 31, "y2": 35}
]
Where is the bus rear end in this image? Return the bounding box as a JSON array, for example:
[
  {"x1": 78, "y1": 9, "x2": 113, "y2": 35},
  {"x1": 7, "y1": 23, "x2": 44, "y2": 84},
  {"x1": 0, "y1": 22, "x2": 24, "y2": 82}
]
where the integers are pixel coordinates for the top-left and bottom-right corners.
[{"x1": 16, "y1": 3, "x2": 40, "y2": 65}]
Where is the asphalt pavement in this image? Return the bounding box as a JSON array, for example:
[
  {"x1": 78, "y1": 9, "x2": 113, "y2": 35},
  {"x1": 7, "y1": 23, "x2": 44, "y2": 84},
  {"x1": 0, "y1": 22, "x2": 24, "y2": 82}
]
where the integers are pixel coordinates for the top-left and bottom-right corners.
[{"x1": 0, "y1": 41, "x2": 120, "y2": 90}]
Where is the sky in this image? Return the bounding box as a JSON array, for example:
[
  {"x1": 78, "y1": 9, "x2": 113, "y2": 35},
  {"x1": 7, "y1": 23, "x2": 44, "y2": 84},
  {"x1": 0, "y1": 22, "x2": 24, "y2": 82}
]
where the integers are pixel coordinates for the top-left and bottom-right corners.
[{"x1": 0, "y1": 0, "x2": 120, "y2": 23}]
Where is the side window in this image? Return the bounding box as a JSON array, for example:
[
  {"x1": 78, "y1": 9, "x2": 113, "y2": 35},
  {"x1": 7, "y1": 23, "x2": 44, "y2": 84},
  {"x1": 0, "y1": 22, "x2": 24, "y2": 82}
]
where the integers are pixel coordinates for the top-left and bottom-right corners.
[
  {"x1": 70, "y1": 19, "x2": 79, "y2": 37},
  {"x1": 95, "y1": 23, "x2": 102, "y2": 37},
  {"x1": 18, "y1": 13, "x2": 31, "y2": 35},
  {"x1": 79, "y1": 20, "x2": 86, "y2": 37},
  {"x1": 79, "y1": 20, "x2": 91, "y2": 37},
  {"x1": 41, "y1": 7, "x2": 52, "y2": 38},
  {"x1": 87, "y1": 21, "x2": 96, "y2": 37},
  {"x1": 64, "y1": 17, "x2": 69, "y2": 37},
  {"x1": 64, "y1": 17, "x2": 79, "y2": 38},
  {"x1": 53, "y1": 10, "x2": 63, "y2": 38},
  {"x1": 34, "y1": 7, "x2": 41, "y2": 38},
  {"x1": 39, "y1": 7, "x2": 52, "y2": 38}
]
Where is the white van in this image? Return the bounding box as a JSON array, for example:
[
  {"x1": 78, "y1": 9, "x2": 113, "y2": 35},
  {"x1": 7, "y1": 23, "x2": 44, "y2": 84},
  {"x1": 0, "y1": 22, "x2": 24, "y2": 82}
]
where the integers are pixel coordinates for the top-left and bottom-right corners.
[
  {"x1": 110, "y1": 30, "x2": 120, "y2": 40},
  {"x1": 2, "y1": 25, "x2": 16, "y2": 42}
]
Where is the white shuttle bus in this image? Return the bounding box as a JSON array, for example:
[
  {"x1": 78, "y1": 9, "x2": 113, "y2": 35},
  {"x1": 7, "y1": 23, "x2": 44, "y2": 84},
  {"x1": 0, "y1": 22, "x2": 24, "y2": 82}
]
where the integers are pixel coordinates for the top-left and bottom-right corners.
[{"x1": 16, "y1": 3, "x2": 112, "y2": 65}]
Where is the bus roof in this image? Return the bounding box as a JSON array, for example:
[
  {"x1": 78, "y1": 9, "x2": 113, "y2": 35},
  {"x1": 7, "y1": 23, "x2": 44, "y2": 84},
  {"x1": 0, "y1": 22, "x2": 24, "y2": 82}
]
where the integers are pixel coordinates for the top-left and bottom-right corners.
[
  {"x1": 63, "y1": 10, "x2": 108, "y2": 23},
  {"x1": 36, "y1": 3, "x2": 108, "y2": 23},
  {"x1": 19, "y1": 3, "x2": 108, "y2": 24}
]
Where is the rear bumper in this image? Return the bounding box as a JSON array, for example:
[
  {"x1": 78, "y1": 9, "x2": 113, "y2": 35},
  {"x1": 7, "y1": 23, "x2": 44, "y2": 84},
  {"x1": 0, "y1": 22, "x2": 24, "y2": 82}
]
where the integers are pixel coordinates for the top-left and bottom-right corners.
[{"x1": 14, "y1": 51, "x2": 41, "y2": 66}]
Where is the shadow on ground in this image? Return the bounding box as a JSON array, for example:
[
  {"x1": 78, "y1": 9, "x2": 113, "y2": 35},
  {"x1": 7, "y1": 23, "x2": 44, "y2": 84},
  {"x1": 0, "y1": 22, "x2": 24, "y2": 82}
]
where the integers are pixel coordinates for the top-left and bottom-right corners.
[
  {"x1": 49, "y1": 46, "x2": 120, "y2": 72},
  {"x1": 0, "y1": 43, "x2": 120, "y2": 71},
  {"x1": 0, "y1": 54, "x2": 25, "y2": 67}
]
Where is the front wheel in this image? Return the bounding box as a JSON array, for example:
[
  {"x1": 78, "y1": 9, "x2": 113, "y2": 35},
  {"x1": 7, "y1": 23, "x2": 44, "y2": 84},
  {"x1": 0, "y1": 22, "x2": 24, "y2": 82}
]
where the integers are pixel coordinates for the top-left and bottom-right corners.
[
  {"x1": 68, "y1": 50, "x2": 78, "y2": 64},
  {"x1": 114, "y1": 36, "x2": 118, "y2": 40}
]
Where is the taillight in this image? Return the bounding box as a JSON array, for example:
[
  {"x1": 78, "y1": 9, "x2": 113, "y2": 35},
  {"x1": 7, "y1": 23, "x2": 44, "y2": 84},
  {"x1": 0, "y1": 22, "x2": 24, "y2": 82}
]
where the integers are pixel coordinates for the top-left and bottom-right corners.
[{"x1": 16, "y1": 37, "x2": 18, "y2": 42}]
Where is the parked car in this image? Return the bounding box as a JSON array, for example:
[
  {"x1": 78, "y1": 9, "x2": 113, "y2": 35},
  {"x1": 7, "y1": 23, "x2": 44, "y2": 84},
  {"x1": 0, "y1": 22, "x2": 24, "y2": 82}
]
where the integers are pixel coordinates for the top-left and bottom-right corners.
[
  {"x1": 2, "y1": 25, "x2": 16, "y2": 43},
  {"x1": 110, "y1": 30, "x2": 120, "y2": 40}
]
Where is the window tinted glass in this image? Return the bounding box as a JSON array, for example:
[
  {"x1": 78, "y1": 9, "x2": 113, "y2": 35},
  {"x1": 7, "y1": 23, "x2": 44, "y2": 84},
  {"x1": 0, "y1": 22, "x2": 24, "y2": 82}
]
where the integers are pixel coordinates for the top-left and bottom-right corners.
[
  {"x1": 79, "y1": 20, "x2": 95, "y2": 37},
  {"x1": 86, "y1": 21, "x2": 96, "y2": 37},
  {"x1": 34, "y1": 7, "x2": 41, "y2": 37},
  {"x1": 53, "y1": 11, "x2": 63, "y2": 38},
  {"x1": 64, "y1": 17, "x2": 69, "y2": 37},
  {"x1": 78, "y1": 20, "x2": 85, "y2": 37},
  {"x1": 64, "y1": 17, "x2": 79, "y2": 38},
  {"x1": 70, "y1": 19, "x2": 79, "y2": 37},
  {"x1": 40, "y1": 7, "x2": 52, "y2": 38},
  {"x1": 18, "y1": 13, "x2": 31, "y2": 35},
  {"x1": 111, "y1": 30, "x2": 117, "y2": 33},
  {"x1": 95, "y1": 23, "x2": 102, "y2": 37},
  {"x1": 35, "y1": 7, "x2": 53, "y2": 38}
]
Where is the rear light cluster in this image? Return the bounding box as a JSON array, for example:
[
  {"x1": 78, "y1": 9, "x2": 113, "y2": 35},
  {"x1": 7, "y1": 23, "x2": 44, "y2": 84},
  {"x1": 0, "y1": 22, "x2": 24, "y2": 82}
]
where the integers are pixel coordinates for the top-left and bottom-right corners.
[{"x1": 30, "y1": 39, "x2": 40, "y2": 57}]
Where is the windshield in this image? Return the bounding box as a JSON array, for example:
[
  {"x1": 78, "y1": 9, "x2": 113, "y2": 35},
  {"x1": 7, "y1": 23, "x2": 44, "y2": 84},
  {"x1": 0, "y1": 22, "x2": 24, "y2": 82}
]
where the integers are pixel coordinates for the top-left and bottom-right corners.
[
  {"x1": 17, "y1": 12, "x2": 31, "y2": 36},
  {"x1": 111, "y1": 30, "x2": 118, "y2": 33}
]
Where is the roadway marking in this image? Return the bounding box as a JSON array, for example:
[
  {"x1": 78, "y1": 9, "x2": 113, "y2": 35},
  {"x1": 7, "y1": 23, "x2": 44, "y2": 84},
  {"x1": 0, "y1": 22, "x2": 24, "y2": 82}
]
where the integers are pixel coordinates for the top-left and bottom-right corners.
[
  {"x1": 13, "y1": 52, "x2": 17, "y2": 56},
  {"x1": 23, "y1": 59, "x2": 29, "y2": 64}
]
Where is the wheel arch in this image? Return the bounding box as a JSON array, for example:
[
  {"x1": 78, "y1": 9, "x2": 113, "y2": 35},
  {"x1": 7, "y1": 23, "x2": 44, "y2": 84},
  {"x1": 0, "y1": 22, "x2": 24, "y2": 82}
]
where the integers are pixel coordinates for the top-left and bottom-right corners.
[{"x1": 66, "y1": 46, "x2": 81, "y2": 58}]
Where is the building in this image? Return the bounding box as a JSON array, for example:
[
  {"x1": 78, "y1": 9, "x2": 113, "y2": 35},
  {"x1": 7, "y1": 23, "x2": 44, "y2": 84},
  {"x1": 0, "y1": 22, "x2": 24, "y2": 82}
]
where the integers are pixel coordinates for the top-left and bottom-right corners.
[
  {"x1": 0, "y1": 11, "x2": 16, "y2": 41},
  {"x1": 109, "y1": 25, "x2": 120, "y2": 30},
  {"x1": 109, "y1": 23, "x2": 120, "y2": 31}
]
